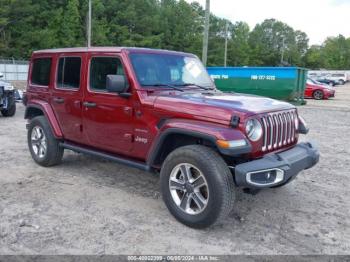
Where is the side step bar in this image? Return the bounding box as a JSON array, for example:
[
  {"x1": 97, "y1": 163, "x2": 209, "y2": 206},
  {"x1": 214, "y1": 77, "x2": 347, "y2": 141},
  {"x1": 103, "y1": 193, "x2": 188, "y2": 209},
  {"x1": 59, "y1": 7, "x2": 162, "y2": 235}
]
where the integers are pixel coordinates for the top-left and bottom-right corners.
[{"x1": 60, "y1": 142, "x2": 151, "y2": 172}]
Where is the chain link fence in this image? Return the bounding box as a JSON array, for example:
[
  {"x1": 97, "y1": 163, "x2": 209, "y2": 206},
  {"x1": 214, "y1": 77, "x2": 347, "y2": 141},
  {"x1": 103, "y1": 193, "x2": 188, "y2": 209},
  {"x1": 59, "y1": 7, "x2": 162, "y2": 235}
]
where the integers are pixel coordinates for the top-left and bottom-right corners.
[{"x1": 0, "y1": 58, "x2": 29, "y2": 81}]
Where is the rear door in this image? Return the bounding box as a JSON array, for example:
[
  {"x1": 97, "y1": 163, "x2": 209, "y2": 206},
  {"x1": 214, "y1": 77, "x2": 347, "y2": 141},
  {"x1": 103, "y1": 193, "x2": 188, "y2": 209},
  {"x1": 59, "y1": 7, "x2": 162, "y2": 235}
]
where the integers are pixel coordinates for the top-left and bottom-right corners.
[
  {"x1": 51, "y1": 53, "x2": 85, "y2": 143},
  {"x1": 82, "y1": 53, "x2": 134, "y2": 154}
]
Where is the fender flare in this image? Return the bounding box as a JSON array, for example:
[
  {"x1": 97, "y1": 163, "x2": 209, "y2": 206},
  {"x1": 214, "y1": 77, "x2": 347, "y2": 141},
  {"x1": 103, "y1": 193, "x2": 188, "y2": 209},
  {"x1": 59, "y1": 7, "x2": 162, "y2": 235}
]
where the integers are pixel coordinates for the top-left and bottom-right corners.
[
  {"x1": 146, "y1": 119, "x2": 251, "y2": 166},
  {"x1": 25, "y1": 101, "x2": 63, "y2": 138}
]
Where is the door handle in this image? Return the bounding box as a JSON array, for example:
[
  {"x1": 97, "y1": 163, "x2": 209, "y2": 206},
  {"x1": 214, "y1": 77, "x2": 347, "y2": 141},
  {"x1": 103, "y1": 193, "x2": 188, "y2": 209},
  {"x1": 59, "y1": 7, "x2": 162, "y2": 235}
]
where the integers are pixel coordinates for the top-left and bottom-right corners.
[
  {"x1": 83, "y1": 101, "x2": 97, "y2": 108},
  {"x1": 53, "y1": 97, "x2": 65, "y2": 104}
]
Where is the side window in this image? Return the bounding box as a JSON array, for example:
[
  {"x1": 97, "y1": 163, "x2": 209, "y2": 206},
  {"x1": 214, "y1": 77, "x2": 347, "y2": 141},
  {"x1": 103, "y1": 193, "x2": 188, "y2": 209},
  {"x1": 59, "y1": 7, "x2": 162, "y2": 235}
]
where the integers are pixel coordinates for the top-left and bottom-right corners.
[
  {"x1": 31, "y1": 58, "x2": 52, "y2": 86},
  {"x1": 90, "y1": 57, "x2": 124, "y2": 91},
  {"x1": 57, "y1": 57, "x2": 81, "y2": 89}
]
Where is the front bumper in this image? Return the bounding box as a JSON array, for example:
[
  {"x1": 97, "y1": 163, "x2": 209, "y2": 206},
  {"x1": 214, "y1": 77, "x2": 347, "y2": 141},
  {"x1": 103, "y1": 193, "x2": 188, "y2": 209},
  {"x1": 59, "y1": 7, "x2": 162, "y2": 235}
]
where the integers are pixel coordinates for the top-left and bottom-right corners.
[
  {"x1": 234, "y1": 142, "x2": 319, "y2": 189},
  {"x1": 324, "y1": 90, "x2": 335, "y2": 98}
]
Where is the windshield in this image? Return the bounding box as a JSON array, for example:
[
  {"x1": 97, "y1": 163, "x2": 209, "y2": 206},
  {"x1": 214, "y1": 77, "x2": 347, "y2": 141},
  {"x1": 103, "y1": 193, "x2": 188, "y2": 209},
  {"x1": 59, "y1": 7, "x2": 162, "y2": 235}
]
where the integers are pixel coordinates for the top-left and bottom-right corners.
[
  {"x1": 308, "y1": 78, "x2": 318, "y2": 84},
  {"x1": 129, "y1": 53, "x2": 214, "y2": 88}
]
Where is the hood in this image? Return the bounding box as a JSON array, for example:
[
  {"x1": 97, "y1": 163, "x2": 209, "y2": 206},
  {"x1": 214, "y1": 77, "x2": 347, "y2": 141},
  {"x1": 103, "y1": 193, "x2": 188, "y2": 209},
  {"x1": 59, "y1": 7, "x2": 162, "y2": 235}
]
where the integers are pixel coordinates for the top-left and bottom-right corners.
[
  {"x1": 153, "y1": 91, "x2": 295, "y2": 124},
  {"x1": 0, "y1": 80, "x2": 12, "y2": 88}
]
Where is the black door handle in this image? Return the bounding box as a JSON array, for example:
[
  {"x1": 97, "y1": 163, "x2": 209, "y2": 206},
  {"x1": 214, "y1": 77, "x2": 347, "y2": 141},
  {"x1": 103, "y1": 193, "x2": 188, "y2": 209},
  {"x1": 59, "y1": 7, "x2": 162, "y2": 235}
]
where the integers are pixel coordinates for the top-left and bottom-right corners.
[
  {"x1": 83, "y1": 101, "x2": 97, "y2": 108},
  {"x1": 53, "y1": 97, "x2": 65, "y2": 104}
]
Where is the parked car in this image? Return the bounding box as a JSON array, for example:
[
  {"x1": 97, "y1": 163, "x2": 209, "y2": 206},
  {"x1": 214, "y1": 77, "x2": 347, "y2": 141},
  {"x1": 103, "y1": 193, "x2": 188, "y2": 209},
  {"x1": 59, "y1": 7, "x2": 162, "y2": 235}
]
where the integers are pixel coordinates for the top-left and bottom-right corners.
[
  {"x1": 24, "y1": 47, "x2": 319, "y2": 228},
  {"x1": 305, "y1": 78, "x2": 335, "y2": 100},
  {"x1": 0, "y1": 72, "x2": 16, "y2": 117},
  {"x1": 315, "y1": 78, "x2": 337, "y2": 86},
  {"x1": 327, "y1": 73, "x2": 347, "y2": 85}
]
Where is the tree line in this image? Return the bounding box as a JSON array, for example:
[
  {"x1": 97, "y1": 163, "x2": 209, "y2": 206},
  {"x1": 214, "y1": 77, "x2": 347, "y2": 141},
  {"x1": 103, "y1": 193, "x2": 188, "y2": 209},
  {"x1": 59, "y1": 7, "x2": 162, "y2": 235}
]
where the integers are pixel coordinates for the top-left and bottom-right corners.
[{"x1": 0, "y1": 0, "x2": 349, "y2": 69}]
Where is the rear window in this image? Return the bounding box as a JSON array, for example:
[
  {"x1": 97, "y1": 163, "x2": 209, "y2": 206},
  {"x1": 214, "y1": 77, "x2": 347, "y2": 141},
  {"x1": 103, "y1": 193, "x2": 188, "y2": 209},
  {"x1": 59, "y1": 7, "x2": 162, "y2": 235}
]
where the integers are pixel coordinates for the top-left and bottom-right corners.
[
  {"x1": 57, "y1": 57, "x2": 81, "y2": 89},
  {"x1": 31, "y1": 58, "x2": 52, "y2": 86}
]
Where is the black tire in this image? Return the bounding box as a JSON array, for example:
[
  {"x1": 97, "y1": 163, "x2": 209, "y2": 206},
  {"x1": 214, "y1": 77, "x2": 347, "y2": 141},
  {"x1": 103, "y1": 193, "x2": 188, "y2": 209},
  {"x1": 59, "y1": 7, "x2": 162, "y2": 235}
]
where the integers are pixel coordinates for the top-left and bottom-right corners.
[
  {"x1": 27, "y1": 115, "x2": 64, "y2": 167},
  {"x1": 1, "y1": 101, "x2": 16, "y2": 117},
  {"x1": 339, "y1": 80, "x2": 345, "y2": 85},
  {"x1": 313, "y1": 90, "x2": 324, "y2": 100},
  {"x1": 160, "y1": 145, "x2": 235, "y2": 229}
]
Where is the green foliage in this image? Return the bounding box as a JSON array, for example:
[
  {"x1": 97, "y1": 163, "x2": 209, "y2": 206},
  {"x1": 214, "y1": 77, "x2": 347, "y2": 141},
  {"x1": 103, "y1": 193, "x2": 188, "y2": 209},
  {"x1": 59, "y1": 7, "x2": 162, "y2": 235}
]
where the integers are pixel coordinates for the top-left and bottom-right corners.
[{"x1": 0, "y1": 0, "x2": 349, "y2": 69}]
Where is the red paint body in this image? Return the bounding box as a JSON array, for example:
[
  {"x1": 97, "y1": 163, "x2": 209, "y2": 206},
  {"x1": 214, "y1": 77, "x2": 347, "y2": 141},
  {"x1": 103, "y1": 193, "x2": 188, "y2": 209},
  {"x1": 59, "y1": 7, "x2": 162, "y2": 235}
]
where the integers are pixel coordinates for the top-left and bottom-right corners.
[
  {"x1": 25, "y1": 47, "x2": 299, "y2": 166},
  {"x1": 304, "y1": 82, "x2": 335, "y2": 99}
]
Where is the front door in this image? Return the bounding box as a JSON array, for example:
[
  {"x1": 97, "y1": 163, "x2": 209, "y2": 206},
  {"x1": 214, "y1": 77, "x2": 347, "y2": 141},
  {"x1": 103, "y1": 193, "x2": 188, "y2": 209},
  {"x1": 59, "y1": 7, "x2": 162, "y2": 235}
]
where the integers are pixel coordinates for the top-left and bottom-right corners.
[
  {"x1": 82, "y1": 54, "x2": 133, "y2": 154},
  {"x1": 51, "y1": 54, "x2": 85, "y2": 143}
]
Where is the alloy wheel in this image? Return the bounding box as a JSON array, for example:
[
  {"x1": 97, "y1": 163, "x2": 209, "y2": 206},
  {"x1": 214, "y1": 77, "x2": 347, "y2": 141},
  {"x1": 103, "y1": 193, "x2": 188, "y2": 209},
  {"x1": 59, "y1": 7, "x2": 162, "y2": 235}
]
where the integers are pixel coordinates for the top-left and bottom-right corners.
[
  {"x1": 31, "y1": 126, "x2": 47, "y2": 158},
  {"x1": 313, "y1": 90, "x2": 324, "y2": 100},
  {"x1": 169, "y1": 163, "x2": 209, "y2": 215}
]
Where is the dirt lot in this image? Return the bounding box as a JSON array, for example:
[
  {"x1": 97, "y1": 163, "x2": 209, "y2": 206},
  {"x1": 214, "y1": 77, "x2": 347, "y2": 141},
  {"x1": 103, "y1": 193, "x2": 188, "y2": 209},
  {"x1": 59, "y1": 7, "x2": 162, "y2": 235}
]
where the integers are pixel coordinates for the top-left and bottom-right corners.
[{"x1": 0, "y1": 84, "x2": 349, "y2": 255}]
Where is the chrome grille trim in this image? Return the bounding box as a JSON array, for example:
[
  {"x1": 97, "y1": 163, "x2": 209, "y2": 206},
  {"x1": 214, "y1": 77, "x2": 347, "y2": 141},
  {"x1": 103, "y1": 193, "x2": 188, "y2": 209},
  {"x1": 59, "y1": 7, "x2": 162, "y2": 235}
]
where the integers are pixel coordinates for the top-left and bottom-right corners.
[
  {"x1": 268, "y1": 115, "x2": 273, "y2": 150},
  {"x1": 261, "y1": 110, "x2": 297, "y2": 152}
]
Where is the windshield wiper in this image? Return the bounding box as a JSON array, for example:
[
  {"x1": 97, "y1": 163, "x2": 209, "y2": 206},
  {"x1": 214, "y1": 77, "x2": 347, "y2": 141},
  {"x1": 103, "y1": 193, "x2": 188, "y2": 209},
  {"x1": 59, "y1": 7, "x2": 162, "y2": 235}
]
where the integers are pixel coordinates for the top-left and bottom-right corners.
[
  {"x1": 175, "y1": 83, "x2": 213, "y2": 90},
  {"x1": 142, "y1": 83, "x2": 184, "y2": 92}
]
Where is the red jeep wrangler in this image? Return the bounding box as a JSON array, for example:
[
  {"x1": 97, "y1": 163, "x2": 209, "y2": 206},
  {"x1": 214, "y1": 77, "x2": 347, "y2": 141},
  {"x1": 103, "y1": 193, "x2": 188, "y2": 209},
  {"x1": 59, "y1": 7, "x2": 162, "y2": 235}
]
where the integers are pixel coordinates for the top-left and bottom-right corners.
[{"x1": 24, "y1": 47, "x2": 319, "y2": 228}]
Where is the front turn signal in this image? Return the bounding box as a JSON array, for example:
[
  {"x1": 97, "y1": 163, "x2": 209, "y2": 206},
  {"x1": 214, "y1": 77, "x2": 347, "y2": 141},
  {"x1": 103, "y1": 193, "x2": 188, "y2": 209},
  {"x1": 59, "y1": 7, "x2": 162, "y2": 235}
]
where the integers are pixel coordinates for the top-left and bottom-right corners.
[{"x1": 216, "y1": 139, "x2": 247, "y2": 149}]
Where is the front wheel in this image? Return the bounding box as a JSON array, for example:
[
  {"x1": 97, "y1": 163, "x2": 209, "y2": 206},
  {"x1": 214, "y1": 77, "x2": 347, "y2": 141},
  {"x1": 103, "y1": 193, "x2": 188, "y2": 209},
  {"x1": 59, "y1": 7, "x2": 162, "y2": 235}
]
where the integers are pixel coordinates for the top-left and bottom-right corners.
[{"x1": 160, "y1": 145, "x2": 235, "y2": 228}]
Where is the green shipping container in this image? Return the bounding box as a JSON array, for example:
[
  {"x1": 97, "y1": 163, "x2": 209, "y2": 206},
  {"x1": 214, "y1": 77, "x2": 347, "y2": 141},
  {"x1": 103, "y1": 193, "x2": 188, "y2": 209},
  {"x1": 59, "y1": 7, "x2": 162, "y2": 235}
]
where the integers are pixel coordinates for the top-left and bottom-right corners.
[{"x1": 207, "y1": 67, "x2": 307, "y2": 104}]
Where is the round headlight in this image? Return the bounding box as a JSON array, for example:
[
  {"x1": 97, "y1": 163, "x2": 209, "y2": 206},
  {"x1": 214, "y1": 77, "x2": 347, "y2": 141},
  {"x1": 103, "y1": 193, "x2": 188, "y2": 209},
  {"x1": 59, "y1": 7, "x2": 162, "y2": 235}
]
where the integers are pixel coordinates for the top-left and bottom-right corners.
[{"x1": 245, "y1": 119, "x2": 263, "y2": 141}]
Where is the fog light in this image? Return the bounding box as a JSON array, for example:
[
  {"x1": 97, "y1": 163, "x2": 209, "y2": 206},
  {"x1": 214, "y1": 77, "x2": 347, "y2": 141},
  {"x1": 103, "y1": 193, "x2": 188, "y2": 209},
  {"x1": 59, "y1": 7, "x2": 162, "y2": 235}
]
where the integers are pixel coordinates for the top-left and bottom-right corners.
[{"x1": 246, "y1": 168, "x2": 284, "y2": 186}]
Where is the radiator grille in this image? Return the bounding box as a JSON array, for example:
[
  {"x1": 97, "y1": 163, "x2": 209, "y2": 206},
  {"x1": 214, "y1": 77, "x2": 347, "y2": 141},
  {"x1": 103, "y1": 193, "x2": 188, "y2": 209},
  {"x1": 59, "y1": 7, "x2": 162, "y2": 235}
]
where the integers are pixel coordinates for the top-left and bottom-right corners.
[{"x1": 261, "y1": 110, "x2": 298, "y2": 152}]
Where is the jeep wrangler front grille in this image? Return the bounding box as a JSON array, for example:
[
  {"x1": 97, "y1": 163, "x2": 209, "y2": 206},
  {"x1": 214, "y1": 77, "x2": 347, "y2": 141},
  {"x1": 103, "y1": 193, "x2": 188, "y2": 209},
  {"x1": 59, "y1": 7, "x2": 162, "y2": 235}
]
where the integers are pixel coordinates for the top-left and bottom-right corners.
[{"x1": 261, "y1": 110, "x2": 298, "y2": 152}]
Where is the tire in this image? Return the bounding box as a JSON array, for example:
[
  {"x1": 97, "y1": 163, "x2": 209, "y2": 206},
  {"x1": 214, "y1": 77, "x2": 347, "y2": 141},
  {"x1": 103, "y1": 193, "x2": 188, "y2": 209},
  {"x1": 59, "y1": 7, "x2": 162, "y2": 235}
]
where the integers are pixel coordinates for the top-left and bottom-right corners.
[
  {"x1": 313, "y1": 90, "x2": 324, "y2": 100},
  {"x1": 1, "y1": 100, "x2": 16, "y2": 117},
  {"x1": 27, "y1": 115, "x2": 64, "y2": 167},
  {"x1": 339, "y1": 80, "x2": 345, "y2": 85},
  {"x1": 160, "y1": 145, "x2": 235, "y2": 229}
]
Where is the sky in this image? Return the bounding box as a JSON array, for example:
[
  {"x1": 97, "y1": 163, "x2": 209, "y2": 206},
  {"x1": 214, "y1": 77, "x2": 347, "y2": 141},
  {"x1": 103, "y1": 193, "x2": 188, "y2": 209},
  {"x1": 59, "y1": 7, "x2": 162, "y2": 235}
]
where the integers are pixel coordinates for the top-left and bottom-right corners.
[{"x1": 185, "y1": 0, "x2": 350, "y2": 45}]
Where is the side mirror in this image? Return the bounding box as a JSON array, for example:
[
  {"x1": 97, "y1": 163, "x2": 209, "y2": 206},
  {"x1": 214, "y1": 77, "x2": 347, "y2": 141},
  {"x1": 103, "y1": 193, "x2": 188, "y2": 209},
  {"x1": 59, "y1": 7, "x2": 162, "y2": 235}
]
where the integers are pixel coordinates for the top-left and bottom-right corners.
[
  {"x1": 106, "y1": 75, "x2": 127, "y2": 93},
  {"x1": 0, "y1": 72, "x2": 3, "y2": 78}
]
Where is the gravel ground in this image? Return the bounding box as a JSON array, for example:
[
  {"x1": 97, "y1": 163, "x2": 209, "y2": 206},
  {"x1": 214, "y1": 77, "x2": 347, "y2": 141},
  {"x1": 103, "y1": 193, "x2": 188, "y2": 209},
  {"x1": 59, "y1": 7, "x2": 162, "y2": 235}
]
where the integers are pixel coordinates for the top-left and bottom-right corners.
[{"x1": 0, "y1": 84, "x2": 349, "y2": 255}]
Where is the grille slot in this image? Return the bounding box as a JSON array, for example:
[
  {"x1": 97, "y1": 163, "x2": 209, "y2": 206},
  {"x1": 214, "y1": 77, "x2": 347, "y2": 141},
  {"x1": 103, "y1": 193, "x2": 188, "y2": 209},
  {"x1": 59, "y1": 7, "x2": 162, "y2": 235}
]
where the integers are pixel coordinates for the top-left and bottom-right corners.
[{"x1": 261, "y1": 110, "x2": 297, "y2": 152}]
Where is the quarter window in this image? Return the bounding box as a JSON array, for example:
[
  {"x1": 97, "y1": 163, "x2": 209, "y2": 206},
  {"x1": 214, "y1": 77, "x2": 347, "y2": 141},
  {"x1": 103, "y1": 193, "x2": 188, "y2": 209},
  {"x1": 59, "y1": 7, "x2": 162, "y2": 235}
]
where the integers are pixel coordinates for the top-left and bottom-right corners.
[
  {"x1": 90, "y1": 57, "x2": 125, "y2": 91},
  {"x1": 57, "y1": 57, "x2": 81, "y2": 89},
  {"x1": 31, "y1": 58, "x2": 52, "y2": 86}
]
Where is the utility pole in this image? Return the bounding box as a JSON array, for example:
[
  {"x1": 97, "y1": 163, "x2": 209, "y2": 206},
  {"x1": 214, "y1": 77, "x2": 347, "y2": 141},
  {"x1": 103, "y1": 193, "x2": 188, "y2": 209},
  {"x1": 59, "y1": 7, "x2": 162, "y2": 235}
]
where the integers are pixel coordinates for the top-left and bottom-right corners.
[
  {"x1": 202, "y1": 0, "x2": 210, "y2": 66},
  {"x1": 87, "y1": 0, "x2": 92, "y2": 47},
  {"x1": 224, "y1": 21, "x2": 228, "y2": 67},
  {"x1": 280, "y1": 37, "x2": 285, "y2": 64}
]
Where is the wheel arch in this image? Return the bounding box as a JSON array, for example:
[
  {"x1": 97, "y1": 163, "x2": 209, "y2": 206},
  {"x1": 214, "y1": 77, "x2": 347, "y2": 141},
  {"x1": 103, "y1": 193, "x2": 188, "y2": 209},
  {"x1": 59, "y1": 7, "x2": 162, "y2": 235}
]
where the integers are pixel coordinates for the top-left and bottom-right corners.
[
  {"x1": 147, "y1": 128, "x2": 218, "y2": 168},
  {"x1": 25, "y1": 102, "x2": 63, "y2": 138},
  {"x1": 147, "y1": 121, "x2": 251, "y2": 169}
]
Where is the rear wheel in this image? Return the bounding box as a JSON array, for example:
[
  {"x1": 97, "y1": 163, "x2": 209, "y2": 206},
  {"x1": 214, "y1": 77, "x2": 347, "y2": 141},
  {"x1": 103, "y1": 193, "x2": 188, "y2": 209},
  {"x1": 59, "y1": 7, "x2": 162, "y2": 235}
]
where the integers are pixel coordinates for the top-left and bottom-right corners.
[
  {"x1": 1, "y1": 100, "x2": 16, "y2": 117},
  {"x1": 339, "y1": 80, "x2": 345, "y2": 85},
  {"x1": 27, "y1": 116, "x2": 64, "y2": 167},
  {"x1": 160, "y1": 145, "x2": 235, "y2": 228},
  {"x1": 313, "y1": 90, "x2": 324, "y2": 100}
]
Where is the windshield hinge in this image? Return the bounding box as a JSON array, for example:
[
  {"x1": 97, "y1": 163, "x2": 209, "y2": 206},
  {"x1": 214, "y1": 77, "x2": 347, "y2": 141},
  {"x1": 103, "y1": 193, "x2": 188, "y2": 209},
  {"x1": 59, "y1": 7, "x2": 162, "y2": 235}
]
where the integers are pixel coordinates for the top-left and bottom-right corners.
[{"x1": 231, "y1": 115, "x2": 240, "y2": 128}]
